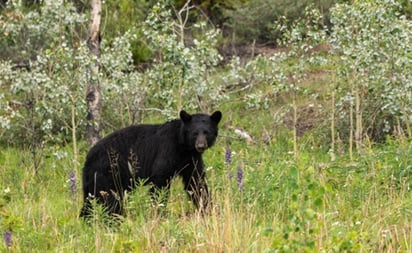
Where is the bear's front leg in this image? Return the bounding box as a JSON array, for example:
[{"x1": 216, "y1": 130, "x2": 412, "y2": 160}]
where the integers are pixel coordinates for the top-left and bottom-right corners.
[
  {"x1": 148, "y1": 175, "x2": 171, "y2": 215},
  {"x1": 183, "y1": 169, "x2": 211, "y2": 213}
]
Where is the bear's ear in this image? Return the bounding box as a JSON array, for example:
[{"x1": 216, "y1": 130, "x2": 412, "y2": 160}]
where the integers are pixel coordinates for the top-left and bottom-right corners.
[
  {"x1": 180, "y1": 110, "x2": 192, "y2": 123},
  {"x1": 210, "y1": 111, "x2": 222, "y2": 124}
]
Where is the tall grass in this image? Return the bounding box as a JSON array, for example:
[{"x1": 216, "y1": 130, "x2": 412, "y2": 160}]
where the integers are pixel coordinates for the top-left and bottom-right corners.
[{"x1": 0, "y1": 134, "x2": 411, "y2": 252}]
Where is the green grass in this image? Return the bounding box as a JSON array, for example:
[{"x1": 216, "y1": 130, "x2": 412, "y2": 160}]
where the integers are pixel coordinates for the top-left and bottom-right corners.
[
  {"x1": 0, "y1": 71, "x2": 410, "y2": 251},
  {"x1": 0, "y1": 133, "x2": 411, "y2": 252},
  {"x1": 1, "y1": 80, "x2": 411, "y2": 251}
]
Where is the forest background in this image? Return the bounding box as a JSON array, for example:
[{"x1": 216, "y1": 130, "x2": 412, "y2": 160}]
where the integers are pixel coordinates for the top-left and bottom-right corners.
[{"x1": 0, "y1": 0, "x2": 412, "y2": 252}]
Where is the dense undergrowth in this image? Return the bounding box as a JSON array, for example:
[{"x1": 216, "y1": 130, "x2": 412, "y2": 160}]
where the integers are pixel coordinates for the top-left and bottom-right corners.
[{"x1": 0, "y1": 129, "x2": 411, "y2": 252}]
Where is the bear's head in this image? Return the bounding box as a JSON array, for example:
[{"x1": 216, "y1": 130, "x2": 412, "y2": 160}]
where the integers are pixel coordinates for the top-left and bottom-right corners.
[{"x1": 180, "y1": 110, "x2": 222, "y2": 153}]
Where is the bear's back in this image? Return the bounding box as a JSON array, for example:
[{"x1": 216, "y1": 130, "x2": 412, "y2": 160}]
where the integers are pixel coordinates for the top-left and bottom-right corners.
[{"x1": 85, "y1": 120, "x2": 182, "y2": 161}]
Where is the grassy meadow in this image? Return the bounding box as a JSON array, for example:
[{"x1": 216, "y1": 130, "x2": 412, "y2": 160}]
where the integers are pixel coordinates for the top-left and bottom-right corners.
[{"x1": 0, "y1": 102, "x2": 411, "y2": 252}]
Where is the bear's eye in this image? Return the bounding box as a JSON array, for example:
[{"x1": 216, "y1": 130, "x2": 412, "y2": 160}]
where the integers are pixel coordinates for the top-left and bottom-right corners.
[{"x1": 203, "y1": 130, "x2": 210, "y2": 135}]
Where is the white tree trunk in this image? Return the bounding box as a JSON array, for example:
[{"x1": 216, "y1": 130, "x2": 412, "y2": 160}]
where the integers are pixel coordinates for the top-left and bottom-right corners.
[{"x1": 86, "y1": 0, "x2": 102, "y2": 146}]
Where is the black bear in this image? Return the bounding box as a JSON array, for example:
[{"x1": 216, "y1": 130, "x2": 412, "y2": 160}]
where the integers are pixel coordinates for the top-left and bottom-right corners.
[{"x1": 80, "y1": 110, "x2": 222, "y2": 218}]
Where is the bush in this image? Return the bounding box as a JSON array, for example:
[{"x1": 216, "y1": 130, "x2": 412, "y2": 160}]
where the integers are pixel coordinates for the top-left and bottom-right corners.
[
  {"x1": 222, "y1": 0, "x2": 343, "y2": 45},
  {"x1": 329, "y1": 0, "x2": 412, "y2": 142},
  {"x1": 0, "y1": 1, "x2": 228, "y2": 146},
  {"x1": 101, "y1": 0, "x2": 153, "y2": 65}
]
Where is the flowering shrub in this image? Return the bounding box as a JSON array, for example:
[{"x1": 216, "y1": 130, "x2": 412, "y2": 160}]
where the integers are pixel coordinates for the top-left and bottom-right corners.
[
  {"x1": 1, "y1": 0, "x2": 411, "y2": 150},
  {"x1": 329, "y1": 0, "x2": 412, "y2": 141},
  {"x1": 0, "y1": 1, "x2": 228, "y2": 146},
  {"x1": 142, "y1": 3, "x2": 225, "y2": 118},
  {"x1": 0, "y1": 1, "x2": 89, "y2": 145}
]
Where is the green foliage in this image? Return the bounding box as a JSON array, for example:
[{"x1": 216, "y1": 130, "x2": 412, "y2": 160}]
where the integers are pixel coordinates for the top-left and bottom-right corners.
[
  {"x1": 223, "y1": 0, "x2": 342, "y2": 45},
  {"x1": 142, "y1": 2, "x2": 226, "y2": 117},
  {"x1": 329, "y1": 0, "x2": 412, "y2": 141},
  {"x1": 0, "y1": 1, "x2": 88, "y2": 145},
  {"x1": 101, "y1": 0, "x2": 153, "y2": 64},
  {"x1": 0, "y1": 0, "x2": 87, "y2": 62},
  {"x1": 218, "y1": 0, "x2": 412, "y2": 145},
  {"x1": 0, "y1": 0, "x2": 412, "y2": 251},
  {"x1": 0, "y1": 1, "x2": 229, "y2": 143}
]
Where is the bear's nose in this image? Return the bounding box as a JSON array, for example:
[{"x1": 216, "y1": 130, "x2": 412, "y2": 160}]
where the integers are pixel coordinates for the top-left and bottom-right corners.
[{"x1": 195, "y1": 142, "x2": 208, "y2": 153}]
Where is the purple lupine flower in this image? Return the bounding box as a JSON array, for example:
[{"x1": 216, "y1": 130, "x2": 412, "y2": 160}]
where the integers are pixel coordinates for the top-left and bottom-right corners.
[
  {"x1": 225, "y1": 146, "x2": 232, "y2": 165},
  {"x1": 4, "y1": 230, "x2": 11, "y2": 248},
  {"x1": 69, "y1": 170, "x2": 76, "y2": 196},
  {"x1": 226, "y1": 146, "x2": 233, "y2": 180},
  {"x1": 237, "y1": 165, "x2": 243, "y2": 191}
]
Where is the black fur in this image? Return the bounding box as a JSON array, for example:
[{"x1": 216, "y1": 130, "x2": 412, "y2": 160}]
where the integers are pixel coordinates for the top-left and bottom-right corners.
[{"x1": 80, "y1": 110, "x2": 222, "y2": 218}]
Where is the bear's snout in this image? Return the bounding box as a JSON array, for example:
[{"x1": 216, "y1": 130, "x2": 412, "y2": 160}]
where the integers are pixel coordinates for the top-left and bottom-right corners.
[{"x1": 195, "y1": 135, "x2": 208, "y2": 153}]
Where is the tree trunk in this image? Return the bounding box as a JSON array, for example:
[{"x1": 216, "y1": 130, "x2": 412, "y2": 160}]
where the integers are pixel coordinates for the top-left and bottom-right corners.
[
  {"x1": 86, "y1": 0, "x2": 102, "y2": 146},
  {"x1": 354, "y1": 84, "x2": 363, "y2": 152},
  {"x1": 330, "y1": 71, "x2": 336, "y2": 162}
]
